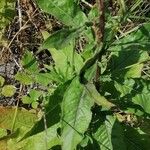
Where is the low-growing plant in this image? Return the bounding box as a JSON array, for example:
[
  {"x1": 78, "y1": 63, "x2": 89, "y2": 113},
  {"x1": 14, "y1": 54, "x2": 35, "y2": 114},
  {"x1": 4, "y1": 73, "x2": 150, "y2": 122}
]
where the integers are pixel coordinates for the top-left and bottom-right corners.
[{"x1": 0, "y1": 75, "x2": 16, "y2": 97}]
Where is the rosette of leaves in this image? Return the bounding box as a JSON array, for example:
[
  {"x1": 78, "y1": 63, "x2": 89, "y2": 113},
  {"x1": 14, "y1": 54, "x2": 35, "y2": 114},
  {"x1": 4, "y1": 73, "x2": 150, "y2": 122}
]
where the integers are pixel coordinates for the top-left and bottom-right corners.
[{"x1": 10, "y1": 0, "x2": 150, "y2": 149}]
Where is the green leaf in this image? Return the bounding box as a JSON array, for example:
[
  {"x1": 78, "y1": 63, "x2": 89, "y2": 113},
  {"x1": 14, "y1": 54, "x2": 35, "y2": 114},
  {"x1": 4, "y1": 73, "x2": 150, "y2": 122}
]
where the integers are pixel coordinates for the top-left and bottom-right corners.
[
  {"x1": 114, "y1": 79, "x2": 135, "y2": 97},
  {"x1": 110, "y1": 23, "x2": 150, "y2": 52},
  {"x1": 42, "y1": 28, "x2": 80, "y2": 50},
  {"x1": 114, "y1": 79, "x2": 150, "y2": 114},
  {"x1": 48, "y1": 49, "x2": 72, "y2": 82},
  {"x1": 72, "y1": 10, "x2": 88, "y2": 27},
  {"x1": 81, "y1": 27, "x2": 96, "y2": 59},
  {"x1": 107, "y1": 50, "x2": 149, "y2": 78},
  {"x1": 10, "y1": 124, "x2": 60, "y2": 150},
  {"x1": 22, "y1": 89, "x2": 42, "y2": 108},
  {"x1": 22, "y1": 96, "x2": 31, "y2": 104},
  {"x1": 27, "y1": 81, "x2": 72, "y2": 136},
  {"x1": 85, "y1": 83, "x2": 115, "y2": 109},
  {"x1": 0, "y1": 128, "x2": 7, "y2": 138},
  {"x1": 46, "y1": 43, "x2": 83, "y2": 82},
  {"x1": 123, "y1": 123, "x2": 150, "y2": 150},
  {"x1": 133, "y1": 93, "x2": 150, "y2": 114},
  {"x1": 43, "y1": 69, "x2": 65, "y2": 83},
  {"x1": 15, "y1": 72, "x2": 33, "y2": 85},
  {"x1": 124, "y1": 63, "x2": 143, "y2": 78},
  {"x1": 107, "y1": 23, "x2": 150, "y2": 78},
  {"x1": 31, "y1": 102, "x2": 39, "y2": 109},
  {"x1": 61, "y1": 77, "x2": 94, "y2": 150},
  {"x1": 1, "y1": 85, "x2": 16, "y2": 97},
  {"x1": 34, "y1": 73, "x2": 53, "y2": 86},
  {"x1": 0, "y1": 108, "x2": 58, "y2": 150},
  {"x1": 2, "y1": 8, "x2": 15, "y2": 20},
  {"x1": 37, "y1": 0, "x2": 87, "y2": 27},
  {"x1": 0, "y1": 107, "x2": 37, "y2": 130},
  {"x1": 0, "y1": 106, "x2": 37, "y2": 135},
  {"x1": 88, "y1": 6, "x2": 99, "y2": 22},
  {"x1": 21, "y1": 51, "x2": 38, "y2": 73},
  {"x1": 0, "y1": 76, "x2": 5, "y2": 87},
  {"x1": 93, "y1": 115, "x2": 126, "y2": 150},
  {"x1": 29, "y1": 89, "x2": 42, "y2": 101}
]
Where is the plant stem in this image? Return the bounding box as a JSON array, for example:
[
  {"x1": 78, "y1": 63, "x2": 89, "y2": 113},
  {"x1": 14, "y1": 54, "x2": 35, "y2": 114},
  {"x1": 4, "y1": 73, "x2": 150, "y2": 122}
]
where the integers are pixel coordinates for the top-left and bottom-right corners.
[{"x1": 95, "y1": 0, "x2": 105, "y2": 90}]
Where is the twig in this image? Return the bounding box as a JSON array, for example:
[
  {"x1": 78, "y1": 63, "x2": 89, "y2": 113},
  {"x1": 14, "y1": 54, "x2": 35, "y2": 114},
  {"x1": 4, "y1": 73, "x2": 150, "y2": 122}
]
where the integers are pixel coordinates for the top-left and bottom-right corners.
[
  {"x1": 142, "y1": 70, "x2": 150, "y2": 78},
  {"x1": 81, "y1": 0, "x2": 93, "y2": 8},
  {"x1": 17, "y1": 0, "x2": 22, "y2": 28},
  {"x1": 96, "y1": 0, "x2": 105, "y2": 43},
  {"x1": 11, "y1": 84, "x2": 23, "y2": 132},
  {"x1": 42, "y1": 100, "x2": 48, "y2": 150}
]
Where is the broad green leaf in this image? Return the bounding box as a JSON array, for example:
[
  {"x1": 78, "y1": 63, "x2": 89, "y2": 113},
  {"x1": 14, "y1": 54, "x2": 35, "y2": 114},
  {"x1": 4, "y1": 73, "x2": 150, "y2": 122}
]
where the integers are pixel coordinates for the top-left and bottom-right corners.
[
  {"x1": 61, "y1": 77, "x2": 94, "y2": 150},
  {"x1": 107, "y1": 50, "x2": 149, "y2": 78},
  {"x1": 0, "y1": 107, "x2": 37, "y2": 131},
  {"x1": 81, "y1": 43, "x2": 95, "y2": 60},
  {"x1": 37, "y1": 0, "x2": 87, "y2": 27},
  {"x1": 133, "y1": 93, "x2": 150, "y2": 114},
  {"x1": 0, "y1": 107, "x2": 38, "y2": 144},
  {"x1": 72, "y1": 10, "x2": 88, "y2": 27},
  {"x1": 123, "y1": 123, "x2": 150, "y2": 150},
  {"x1": 1, "y1": 85, "x2": 16, "y2": 97},
  {"x1": 27, "y1": 81, "x2": 72, "y2": 136},
  {"x1": 8, "y1": 124, "x2": 60, "y2": 150},
  {"x1": 42, "y1": 28, "x2": 79, "y2": 50},
  {"x1": 93, "y1": 115, "x2": 126, "y2": 150},
  {"x1": 114, "y1": 79, "x2": 150, "y2": 114},
  {"x1": 85, "y1": 83, "x2": 115, "y2": 109},
  {"x1": 45, "y1": 69, "x2": 66, "y2": 83},
  {"x1": 0, "y1": 76, "x2": 5, "y2": 87},
  {"x1": 107, "y1": 23, "x2": 150, "y2": 78}
]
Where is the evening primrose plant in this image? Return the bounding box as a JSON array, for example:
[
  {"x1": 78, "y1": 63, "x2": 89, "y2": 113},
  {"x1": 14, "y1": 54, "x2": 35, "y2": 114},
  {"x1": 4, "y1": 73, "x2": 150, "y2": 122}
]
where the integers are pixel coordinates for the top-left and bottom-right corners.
[{"x1": 0, "y1": 0, "x2": 150, "y2": 150}]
